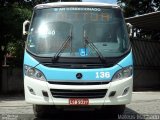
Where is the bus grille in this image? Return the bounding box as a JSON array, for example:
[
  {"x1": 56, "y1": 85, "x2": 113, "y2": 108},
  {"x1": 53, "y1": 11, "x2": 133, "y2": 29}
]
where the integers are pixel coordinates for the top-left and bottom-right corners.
[
  {"x1": 42, "y1": 63, "x2": 113, "y2": 69},
  {"x1": 50, "y1": 89, "x2": 107, "y2": 98},
  {"x1": 48, "y1": 81, "x2": 109, "y2": 85}
]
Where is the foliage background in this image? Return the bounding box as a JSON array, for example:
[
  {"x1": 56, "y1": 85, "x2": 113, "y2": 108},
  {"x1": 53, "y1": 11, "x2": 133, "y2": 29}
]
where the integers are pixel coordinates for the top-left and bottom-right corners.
[
  {"x1": 117, "y1": 0, "x2": 160, "y2": 17},
  {"x1": 0, "y1": 2, "x2": 32, "y2": 66}
]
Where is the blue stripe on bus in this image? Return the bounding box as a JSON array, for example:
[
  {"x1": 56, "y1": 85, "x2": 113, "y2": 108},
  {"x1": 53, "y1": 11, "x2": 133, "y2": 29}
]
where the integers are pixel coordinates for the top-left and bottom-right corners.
[
  {"x1": 24, "y1": 51, "x2": 133, "y2": 81},
  {"x1": 118, "y1": 51, "x2": 133, "y2": 68},
  {"x1": 24, "y1": 51, "x2": 39, "y2": 67}
]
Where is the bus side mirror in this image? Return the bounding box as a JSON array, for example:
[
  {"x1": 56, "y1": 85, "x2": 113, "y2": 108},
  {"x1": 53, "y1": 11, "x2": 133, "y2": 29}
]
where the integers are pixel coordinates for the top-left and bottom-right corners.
[
  {"x1": 23, "y1": 20, "x2": 30, "y2": 39},
  {"x1": 126, "y1": 23, "x2": 132, "y2": 37}
]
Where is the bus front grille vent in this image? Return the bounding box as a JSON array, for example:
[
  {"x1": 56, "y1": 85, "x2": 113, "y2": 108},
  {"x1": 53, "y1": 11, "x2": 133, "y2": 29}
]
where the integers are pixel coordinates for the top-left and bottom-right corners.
[
  {"x1": 42, "y1": 63, "x2": 113, "y2": 69},
  {"x1": 50, "y1": 89, "x2": 107, "y2": 98},
  {"x1": 48, "y1": 81, "x2": 109, "y2": 85}
]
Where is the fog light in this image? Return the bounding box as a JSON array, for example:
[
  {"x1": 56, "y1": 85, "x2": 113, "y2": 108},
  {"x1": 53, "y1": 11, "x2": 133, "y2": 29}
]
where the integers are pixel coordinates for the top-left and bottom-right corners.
[
  {"x1": 28, "y1": 86, "x2": 36, "y2": 95},
  {"x1": 42, "y1": 90, "x2": 48, "y2": 97},
  {"x1": 109, "y1": 91, "x2": 116, "y2": 97},
  {"x1": 123, "y1": 87, "x2": 129, "y2": 95}
]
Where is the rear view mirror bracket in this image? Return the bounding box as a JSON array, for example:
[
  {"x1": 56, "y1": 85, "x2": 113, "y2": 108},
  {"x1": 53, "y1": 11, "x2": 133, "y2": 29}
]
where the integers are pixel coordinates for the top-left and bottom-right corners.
[
  {"x1": 126, "y1": 23, "x2": 133, "y2": 37},
  {"x1": 23, "y1": 20, "x2": 30, "y2": 36}
]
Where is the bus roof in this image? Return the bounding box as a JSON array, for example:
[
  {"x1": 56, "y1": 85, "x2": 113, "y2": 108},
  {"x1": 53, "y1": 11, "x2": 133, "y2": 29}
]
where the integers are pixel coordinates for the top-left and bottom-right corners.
[{"x1": 34, "y1": 2, "x2": 119, "y2": 10}]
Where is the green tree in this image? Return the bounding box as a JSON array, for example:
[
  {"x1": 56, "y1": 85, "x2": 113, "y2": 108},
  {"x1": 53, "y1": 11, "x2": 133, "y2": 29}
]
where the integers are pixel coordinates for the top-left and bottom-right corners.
[
  {"x1": 117, "y1": 0, "x2": 160, "y2": 17},
  {"x1": 0, "y1": 3, "x2": 32, "y2": 66}
]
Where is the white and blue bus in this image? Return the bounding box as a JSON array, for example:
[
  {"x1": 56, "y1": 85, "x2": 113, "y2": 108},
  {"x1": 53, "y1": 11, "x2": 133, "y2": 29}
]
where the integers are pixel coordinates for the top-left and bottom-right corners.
[{"x1": 23, "y1": 2, "x2": 133, "y2": 118}]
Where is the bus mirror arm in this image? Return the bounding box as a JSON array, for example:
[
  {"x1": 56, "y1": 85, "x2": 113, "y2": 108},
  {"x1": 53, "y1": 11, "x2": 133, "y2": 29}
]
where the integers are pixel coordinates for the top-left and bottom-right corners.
[
  {"x1": 23, "y1": 20, "x2": 30, "y2": 37},
  {"x1": 126, "y1": 23, "x2": 132, "y2": 37}
]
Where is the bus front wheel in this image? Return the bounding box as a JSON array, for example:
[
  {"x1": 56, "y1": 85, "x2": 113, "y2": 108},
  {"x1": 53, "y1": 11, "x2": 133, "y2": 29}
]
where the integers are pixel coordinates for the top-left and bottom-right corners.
[
  {"x1": 33, "y1": 105, "x2": 57, "y2": 118},
  {"x1": 101, "y1": 105, "x2": 126, "y2": 116}
]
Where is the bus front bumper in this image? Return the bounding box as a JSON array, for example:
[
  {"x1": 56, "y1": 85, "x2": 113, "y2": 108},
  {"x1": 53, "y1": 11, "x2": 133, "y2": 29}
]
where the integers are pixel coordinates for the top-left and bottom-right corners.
[{"x1": 24, "y1": 76, "x2": 133, "y2": 105}]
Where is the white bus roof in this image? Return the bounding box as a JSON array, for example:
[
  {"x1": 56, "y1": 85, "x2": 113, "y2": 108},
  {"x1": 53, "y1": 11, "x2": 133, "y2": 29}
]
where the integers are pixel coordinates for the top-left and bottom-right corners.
[{"x1": 34, "y1": 2, "x2": 119, "y2": 9}]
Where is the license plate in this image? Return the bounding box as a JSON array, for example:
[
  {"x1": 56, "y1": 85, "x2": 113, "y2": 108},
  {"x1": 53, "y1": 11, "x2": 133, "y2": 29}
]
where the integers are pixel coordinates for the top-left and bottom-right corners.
[{"x1": 69, "y1": 98, "x2": 89, "y2": 105}]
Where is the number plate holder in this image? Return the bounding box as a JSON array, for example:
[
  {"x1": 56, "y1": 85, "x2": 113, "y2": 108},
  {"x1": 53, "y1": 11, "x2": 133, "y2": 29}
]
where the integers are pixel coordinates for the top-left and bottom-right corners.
[{"x1": 69, "y1": 98, "x2": 89, "y2": 105}]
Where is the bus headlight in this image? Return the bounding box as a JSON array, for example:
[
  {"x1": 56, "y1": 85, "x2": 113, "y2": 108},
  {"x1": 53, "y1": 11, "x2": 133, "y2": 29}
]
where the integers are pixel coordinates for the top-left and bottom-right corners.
[
  {"x1": 112, "y1": 66, "x2": 133, "y2": 81},
  {"x1": 24, "y1": 65, "x2": 46, "y2": 81}
]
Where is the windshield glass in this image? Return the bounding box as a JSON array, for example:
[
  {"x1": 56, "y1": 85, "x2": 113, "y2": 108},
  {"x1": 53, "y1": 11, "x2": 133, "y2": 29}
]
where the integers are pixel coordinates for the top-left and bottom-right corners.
[{"x1": 27, "y1": 7, "x2": 130, "y2": 57}]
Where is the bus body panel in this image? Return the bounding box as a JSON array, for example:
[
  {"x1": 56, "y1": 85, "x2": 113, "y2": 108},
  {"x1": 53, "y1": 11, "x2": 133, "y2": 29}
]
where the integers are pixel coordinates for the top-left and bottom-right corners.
[
  {"x1": 24, "y1": 51, "x2": 133, "y2": 105},
  {"x1": 24, "y1": 51, "x2": 133, "y2": 81},
  {"x1": 24, "y1": 75, "x2": 132, "y2": 105},
  {"x1": 23, "y1": 2, "x2": 133, "y2": 108}
]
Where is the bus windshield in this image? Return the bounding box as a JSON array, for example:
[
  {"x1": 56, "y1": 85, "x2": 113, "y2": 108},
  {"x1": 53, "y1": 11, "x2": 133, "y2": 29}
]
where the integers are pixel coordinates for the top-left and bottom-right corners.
[{"x1": 27, "y1": 7, "x2": 130, "y2": 57}]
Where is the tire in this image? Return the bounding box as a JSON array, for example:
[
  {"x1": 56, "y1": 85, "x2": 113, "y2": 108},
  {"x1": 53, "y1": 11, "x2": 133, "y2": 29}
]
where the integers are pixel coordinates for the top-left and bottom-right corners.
[
  {"x1": 113, "y1": 105, "x2": 126, "y2": 115},
  {"x1": 33, "y1": 105, "x2": 57, "y2": 118},
  {"x1": 100, "y1": 105, "x2": 126, "y2": 118},
  {"x1": 33, "y1": 105, "x2": 47, "y2": 118}
]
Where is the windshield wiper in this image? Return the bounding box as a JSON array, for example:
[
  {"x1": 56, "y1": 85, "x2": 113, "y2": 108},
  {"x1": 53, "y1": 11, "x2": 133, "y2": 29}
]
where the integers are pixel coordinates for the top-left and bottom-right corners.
[
  {"x1": 52, "y1": 30, "x2": 72, "y2": 62},
  {"x1": 83, "y1": 30, "x2": 106, "y2": 64}
]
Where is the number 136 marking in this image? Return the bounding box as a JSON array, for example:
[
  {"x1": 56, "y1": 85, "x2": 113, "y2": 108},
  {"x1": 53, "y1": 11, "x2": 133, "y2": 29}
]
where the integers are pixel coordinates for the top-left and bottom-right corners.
[{"x1": 96, "y1": 72, "x2": 110, "y2": 78}]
